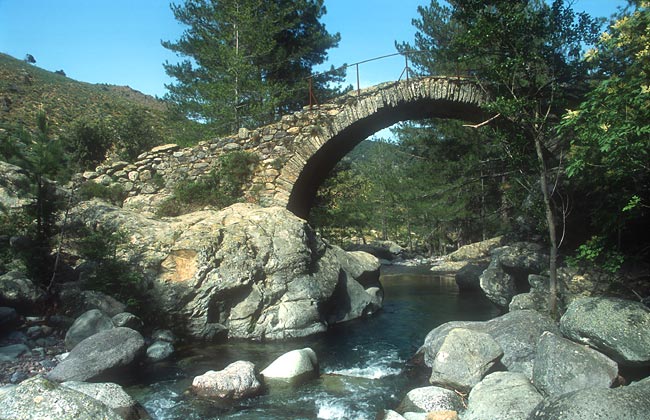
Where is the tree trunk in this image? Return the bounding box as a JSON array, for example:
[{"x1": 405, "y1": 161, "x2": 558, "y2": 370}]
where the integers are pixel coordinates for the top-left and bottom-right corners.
[{"x1": 534, "y1": 135, "x2": 558, "y2": 317}]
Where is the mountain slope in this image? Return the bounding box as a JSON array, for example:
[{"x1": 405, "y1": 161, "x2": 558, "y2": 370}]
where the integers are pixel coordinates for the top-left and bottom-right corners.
[{"x1": 0, "y1": 52, "x2": 201, "y2": 143}]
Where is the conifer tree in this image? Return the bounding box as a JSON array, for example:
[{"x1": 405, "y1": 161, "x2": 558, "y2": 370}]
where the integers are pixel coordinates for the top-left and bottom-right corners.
[{"x1": 162, "y1": 0, "x2": 344, "y2": 134}]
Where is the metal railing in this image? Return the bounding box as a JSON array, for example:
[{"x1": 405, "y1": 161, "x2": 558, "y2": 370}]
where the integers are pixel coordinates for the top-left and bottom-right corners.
[{"x1": 306, "y1": 50, "x2": 423, "y2": 108}]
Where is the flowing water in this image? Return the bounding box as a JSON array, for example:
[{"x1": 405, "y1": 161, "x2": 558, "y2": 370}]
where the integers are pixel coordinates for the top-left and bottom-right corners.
[{"x1": 128, "y1": 266, "x2": 499, "y2": 420}]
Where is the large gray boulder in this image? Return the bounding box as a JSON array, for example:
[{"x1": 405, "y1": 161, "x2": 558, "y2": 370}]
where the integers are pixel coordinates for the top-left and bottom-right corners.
[
  {"x1": 464, "y1": 372, "x2": 543, "y2": 420},
  {"x1": 0, "y1": 161, "x2": 32, "y2": 211},
  {"x1": 396, "y1": 386, "x2": 465, "y2": 414},
  {"x1": 0, "y1": 375, "x2": 123, "y2": 420},
  {"x1": 428, "y1": 328, "x2": 503, "y2": 392},
  {"x1": 455, "y1": 263, "x2": 488, "y2": 292},
  {"x1": 479, "y1": 243, "x2": 549, "y2": 308},
  {"x1": 64, "y1": 309, "x2": 115, "y2": 350},
  {"x1": 47, "y1": 327, "x2": 145, "y2": 382},
  {"x1": 69, "y1": 201, "x2": 383, "y2": 340},
  {"x1": 191, "y1": 360, "x2": 262, "y2": 400},
  {"x1": 62, "y1": 381, "x2": 150, "y2": 420},
  {"x1": 448, "y1": 236, "x2": 504, "y2": 262},
  {"x1": 59, "y1": 288, "x2": 127, "y2": 318},
  {"x1": 560, "y1": 296, "x2": 650, "y2": 366},
  {"x1": 261, "y1": 347, "x2": 319, "y2": 382},
  {"x1": 532, "y1": 331, "x2": 618, "y2": 397},
  {"x1": 420, "y1": 310, "x2": 559, "y2": 378},
  {"x1": 528, "y1": 377, "x2": 650, "y2": 420},
  {"x1": 0, "y1": 270, "x2": 46, "y2": 312},
  {"x1": 146, "y1": 340, "x2": 174, "y2": 362}
]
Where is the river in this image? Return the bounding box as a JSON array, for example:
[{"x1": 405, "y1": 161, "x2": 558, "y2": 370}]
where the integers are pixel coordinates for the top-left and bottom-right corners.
[{"x1": 127, "y1": 266, "x2": 500, "y2": 420}]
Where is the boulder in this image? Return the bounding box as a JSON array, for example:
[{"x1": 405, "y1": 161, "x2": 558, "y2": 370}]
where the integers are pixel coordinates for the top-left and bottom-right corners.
[
  {"x1": 382, "y1": 410, "x2": 407, "y2": 420},
  {"x1": 396, "y1": 386, "x2": 465, "y2": 414},
  {"x1": 47, "y1": 327, "x2": 145, "y2": 382},
  {"x1": 62, "y1": 381, "x2": 151, "y2": 420},
  {"x1": 146, "y1": 340, "x2": 174, "y2": 362},
  {"x1": 0, "y1": 161, "x2": 32, "y2": 211},
  {"x1": 560, "y1": 296, "x2": 650, "y2": 366},
  {"x1": 65, "y1": 309, "x2": 115, "y2": 350},
  {"x1": 479, "y1": 243, "x2": 549, "y2": 308},
  {"x1": 420, "y1": 310, "x2": 559, "y2": 378},
  {"x1": 347, "y1": 241, "x2": 402, "y2": 260},
  {"x1": 428, "y1": 328, "x2": 503, "y2": 392},
  {"x1": 0, "y1": 306, "x2": 19, "y2": 332},
  {"x1": 0, "y1": 343, "x2": 30, "y2": 362},
  {"x1": 151, "y1": 329, "x2": 176, "y2": 343},
  {"x1": 112, "y1": 312, "x2": 144, "y2": 331},
  {"x1": 455, "y1": 263, "x2": 488, "y2": 292},
  {"x1": 425, "y1": 411, "x2": 459, "y2": 420},
  {"x1": 509, "y1": 274, "x2": 551, "y2": 312},
  {"x1": 325, "y1": 270, "x2": 383, "y2": 324},
  {"x1": 261, "y1": 347, "x2": 319, "y2": 382},
  {"x1": 0, "y1": 270, "x2": 46, "y2": 312},
  {"x1": 528, "y1": 377, "x2": 650, "y2": 420},
  {"x1": 69, "y1": 201, "x2": 383, "y2": 340},
  {"x1": 557, "y1": 267, "x2": 621, "y2": 306},
  {"x1": 191, "y1": 360, "x2": 262, "y2": 400},
  {"x1": 532, "y1": 331, "x2": 618, "y2": 397},
  {"x1": 78, "y1": 290, "x2": 128, "y2": 317},
  {"x1": 448, "y1": 236, "x2": 504, "y2": 262},
  {"x1": 463, "y1": 372, "x2": 543, "y2": 420},
  {"x1": 0, "y1": 376, "x2": 123, "y2": 420}
]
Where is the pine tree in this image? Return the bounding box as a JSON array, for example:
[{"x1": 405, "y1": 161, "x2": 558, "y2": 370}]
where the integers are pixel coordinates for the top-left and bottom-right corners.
[{"x1": 162, "y1": 0, "x2": 344, "y2": 134}]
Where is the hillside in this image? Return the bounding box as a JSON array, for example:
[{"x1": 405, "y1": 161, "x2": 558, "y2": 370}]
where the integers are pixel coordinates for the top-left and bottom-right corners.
[{"x1": 0, "y1": 52, "x2": 203, "y2": 144}]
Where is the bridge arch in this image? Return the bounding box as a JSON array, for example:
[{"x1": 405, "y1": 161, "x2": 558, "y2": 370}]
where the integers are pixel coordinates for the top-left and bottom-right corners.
[{"x1": 276, "y1": 77, "x2": 489, "y2": 219}]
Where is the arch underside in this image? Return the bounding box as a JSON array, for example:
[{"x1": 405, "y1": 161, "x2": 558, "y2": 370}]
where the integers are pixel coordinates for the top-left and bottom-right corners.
[{"x1": 286, "y1": 97, "x2": 488, "y2": 219}]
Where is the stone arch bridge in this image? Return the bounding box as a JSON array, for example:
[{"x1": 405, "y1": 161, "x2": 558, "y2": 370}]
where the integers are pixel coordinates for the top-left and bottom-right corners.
[{"x1": 84, "y1": 76, "x2": 488, "y2": 218}]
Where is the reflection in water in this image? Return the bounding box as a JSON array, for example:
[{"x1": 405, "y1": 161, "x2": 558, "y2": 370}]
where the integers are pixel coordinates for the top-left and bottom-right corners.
[{"x1": 130, "y1": 266, "x2": 499, "y2": 420}]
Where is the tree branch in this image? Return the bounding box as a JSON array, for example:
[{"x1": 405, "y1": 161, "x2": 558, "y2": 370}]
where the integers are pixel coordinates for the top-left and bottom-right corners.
[{"x1": 463, "y1": 113, "x2": 501, "y2": 129}]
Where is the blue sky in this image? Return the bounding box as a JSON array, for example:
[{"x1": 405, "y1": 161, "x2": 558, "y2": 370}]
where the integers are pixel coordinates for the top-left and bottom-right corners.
[{"x1": 0, "y1": 0, "x2": 627, "y2": 99}]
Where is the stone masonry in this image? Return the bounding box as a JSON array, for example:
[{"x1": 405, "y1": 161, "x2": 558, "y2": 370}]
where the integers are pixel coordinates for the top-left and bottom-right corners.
[{"x1": 81, "y1": 77, "x2": 487, "y2": 217}]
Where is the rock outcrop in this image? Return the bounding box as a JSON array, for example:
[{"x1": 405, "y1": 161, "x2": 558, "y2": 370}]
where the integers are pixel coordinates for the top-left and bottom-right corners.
[
  {"x1": 396, "y1": 386, "x2": 465, "y2": 414},
  {"x1": 47, "y1": 327, "x2": 145, "y2": 382},
  {"x1": 528, "y1": 377, "x2": 650, "y2": 420},
  {"x1": 261, "y1": 347, "x2": 319, "y2": 382},
  {"x1": 479, "y1": 243, "x2": 549, "y2": 308},
  {"x1": 560, "y1": 296, "x2": 650, "y2": 366},
  {"x1": 428, "y1": 328, "x2": 503, "y2": 392},
  {"x1": 532, "y1": 331, "x2": 618, "y2": 397},
  {"x1": 69, "y1": 200, "x2": 383, "y2": 341},
  {"x1": 191, "y1": 360, "x2": 262, "y2": 400},
  {"x1": 420, "y1": 310, "x2": 559, "y2": 379},
  {"x1": 463, "y1": 372, "x2": 543, "y2": 420},
  {"x1": 0, "y1": 376, "x2": 124, "y2": 420}
]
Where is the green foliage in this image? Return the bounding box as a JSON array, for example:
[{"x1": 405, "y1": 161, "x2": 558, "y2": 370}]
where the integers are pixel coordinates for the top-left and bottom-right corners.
[
  {"x1": 162, "y1": 0, "x2": 345, "y2": 133},
  {"x1": 0, "y1": 52, "x2": 197, "y2": 145},
  {"x1": 561, "y1": 2, "x2": 650, "y2": 255},
  {"x1": 62, "y1": 117, "x2": 113, "y2": 171},
  {"x1": 310, "y1": 127, "x2": 508, "y2": 254},
  {"x1": 0, "y1": 112, "x2": 67, "y2": 284},
  {"x1": 566, "y1": 236, "x2": 625, "y2": 274},
  {"x1": 74, "y1": 226, "x2": 147, "y2": 312},
  {"x1": 77, "y1": 181, "x2": 127, "y2": 206},
  {"x1": 157, "y1": 151, "x2": 259, "y2": 217},
  {"x1": 115, "y1": 107, "x2": 163, "y2": 161}
]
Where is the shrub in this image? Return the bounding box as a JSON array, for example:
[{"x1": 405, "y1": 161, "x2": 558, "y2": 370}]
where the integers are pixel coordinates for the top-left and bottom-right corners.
[
  {"x1": 62, "y1": 118, "x2": 113, "y2": 171},
  {"x1": 156, "y1": 151, "x2": 258, "y2": 217},
  {"x1": 74, "y1": 226, "x2": 147, "y2": 313},
  {"x1": 116, "y1": 108, "x2": 163, "y2": 161},
  {"x1": 78, "y1": 181, "x2": 127, "y2": 206}
]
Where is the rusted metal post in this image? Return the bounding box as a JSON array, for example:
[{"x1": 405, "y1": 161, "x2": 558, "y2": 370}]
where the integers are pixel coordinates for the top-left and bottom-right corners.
[
  {"x1": 405, "y1": 52, "x2": 410, "y2": 83},
  {"x1": 308, "y1": 76, "x2": 318, "y2": 109},
  {"x1": 356, "y1": 63, "x2": 360, "y2": 96}
]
